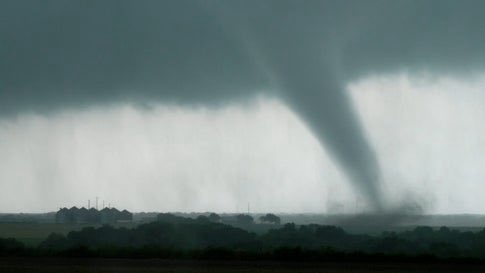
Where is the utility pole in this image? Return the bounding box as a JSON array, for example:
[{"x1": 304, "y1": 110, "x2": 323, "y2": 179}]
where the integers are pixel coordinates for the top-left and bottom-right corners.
[
  {"x1": 96, "y1": 197, "x2": 99, "y2": 210},
  {"x1": 88, "y1": 199, "x2": 90, "y2": 209}
]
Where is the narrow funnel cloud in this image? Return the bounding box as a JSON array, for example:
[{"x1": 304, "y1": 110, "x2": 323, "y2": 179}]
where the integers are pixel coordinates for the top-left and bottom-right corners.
[
  {"x1": 282, "y1": 77, "x2": 383, "y2": 210},
  {"x1": 214, "y1": 1, "x2": 386, "y2": 210}
]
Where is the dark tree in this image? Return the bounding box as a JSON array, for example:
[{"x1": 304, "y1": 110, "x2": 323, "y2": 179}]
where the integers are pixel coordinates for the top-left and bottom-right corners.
[
  {"x1": 208, "y1": 213, "x2": 221, "y2": 222},
  {"x1": 0, "y1": 237, "x2": 25, "y2": 255},
  {"x1": 259, "y1": 213, "x2": 281, "y2": 225},
  {"x1": 236, "y1": 214, "x2": 254, "y2": 225},
  {"x1": 196, "y1": 215, "x2": 210, "y2": 222}
]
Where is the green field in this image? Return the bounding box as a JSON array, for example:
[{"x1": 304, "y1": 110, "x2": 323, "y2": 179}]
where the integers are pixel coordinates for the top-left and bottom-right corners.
[
  {"x1": 1, "y1": 258, "x2": 485, "y2": 273},
  {"x1": 0, "y1": 222, "x2": 139, "y2": 246}
]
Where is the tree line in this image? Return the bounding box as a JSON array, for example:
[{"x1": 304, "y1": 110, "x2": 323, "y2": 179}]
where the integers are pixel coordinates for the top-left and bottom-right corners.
[{"x1": 3, "y1": 214, "x2": 485, "y2": 261}]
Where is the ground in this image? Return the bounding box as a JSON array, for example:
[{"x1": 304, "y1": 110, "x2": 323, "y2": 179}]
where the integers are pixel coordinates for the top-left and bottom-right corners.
[{"x1": 2, "y1": 258, "x2": 485, "y2": 273}]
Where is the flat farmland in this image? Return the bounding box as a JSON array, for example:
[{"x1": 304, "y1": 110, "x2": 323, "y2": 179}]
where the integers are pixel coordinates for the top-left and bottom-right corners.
[
  {"x1": 0, "y1": 222, "x2": 139, "y2": 246},
  {"x1": 2, "y1": 258, "x2": 485, "y2": 273}
]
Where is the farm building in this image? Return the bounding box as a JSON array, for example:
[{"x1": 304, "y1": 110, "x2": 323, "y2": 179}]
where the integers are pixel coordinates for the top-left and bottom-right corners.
[{"x1": 55, "y1": 207, "x2": 132, "y2": 224}]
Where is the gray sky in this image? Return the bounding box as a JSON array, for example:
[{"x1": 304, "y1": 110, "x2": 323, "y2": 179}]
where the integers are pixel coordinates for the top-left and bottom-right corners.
[
  {"x1": 1, "y1": 0, "x2": 485, "y2": 213},
  {"x1": 3, "y1": 74, "x2": 485, "y2": 213}
]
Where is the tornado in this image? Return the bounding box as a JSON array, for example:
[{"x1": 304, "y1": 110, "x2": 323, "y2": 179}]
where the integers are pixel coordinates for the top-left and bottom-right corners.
[
  {"x1": 210, "y1": 0, "x2": 386, "y2": 211},
  {"x1": 271, "y1": 57, "x2": 384, "y2": 211},
  {"x1": 287, "y1": 84, "x2": 383, "y2": 211}
]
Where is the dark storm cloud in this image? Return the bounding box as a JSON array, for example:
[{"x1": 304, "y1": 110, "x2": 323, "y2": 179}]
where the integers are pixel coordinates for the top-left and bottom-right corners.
[
  {"x1": 2, "y1": 0, "x2": 485, "y2": 210},
  {"x1": 0, "y1": 0, "x2": 267, "y2": 114}
]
